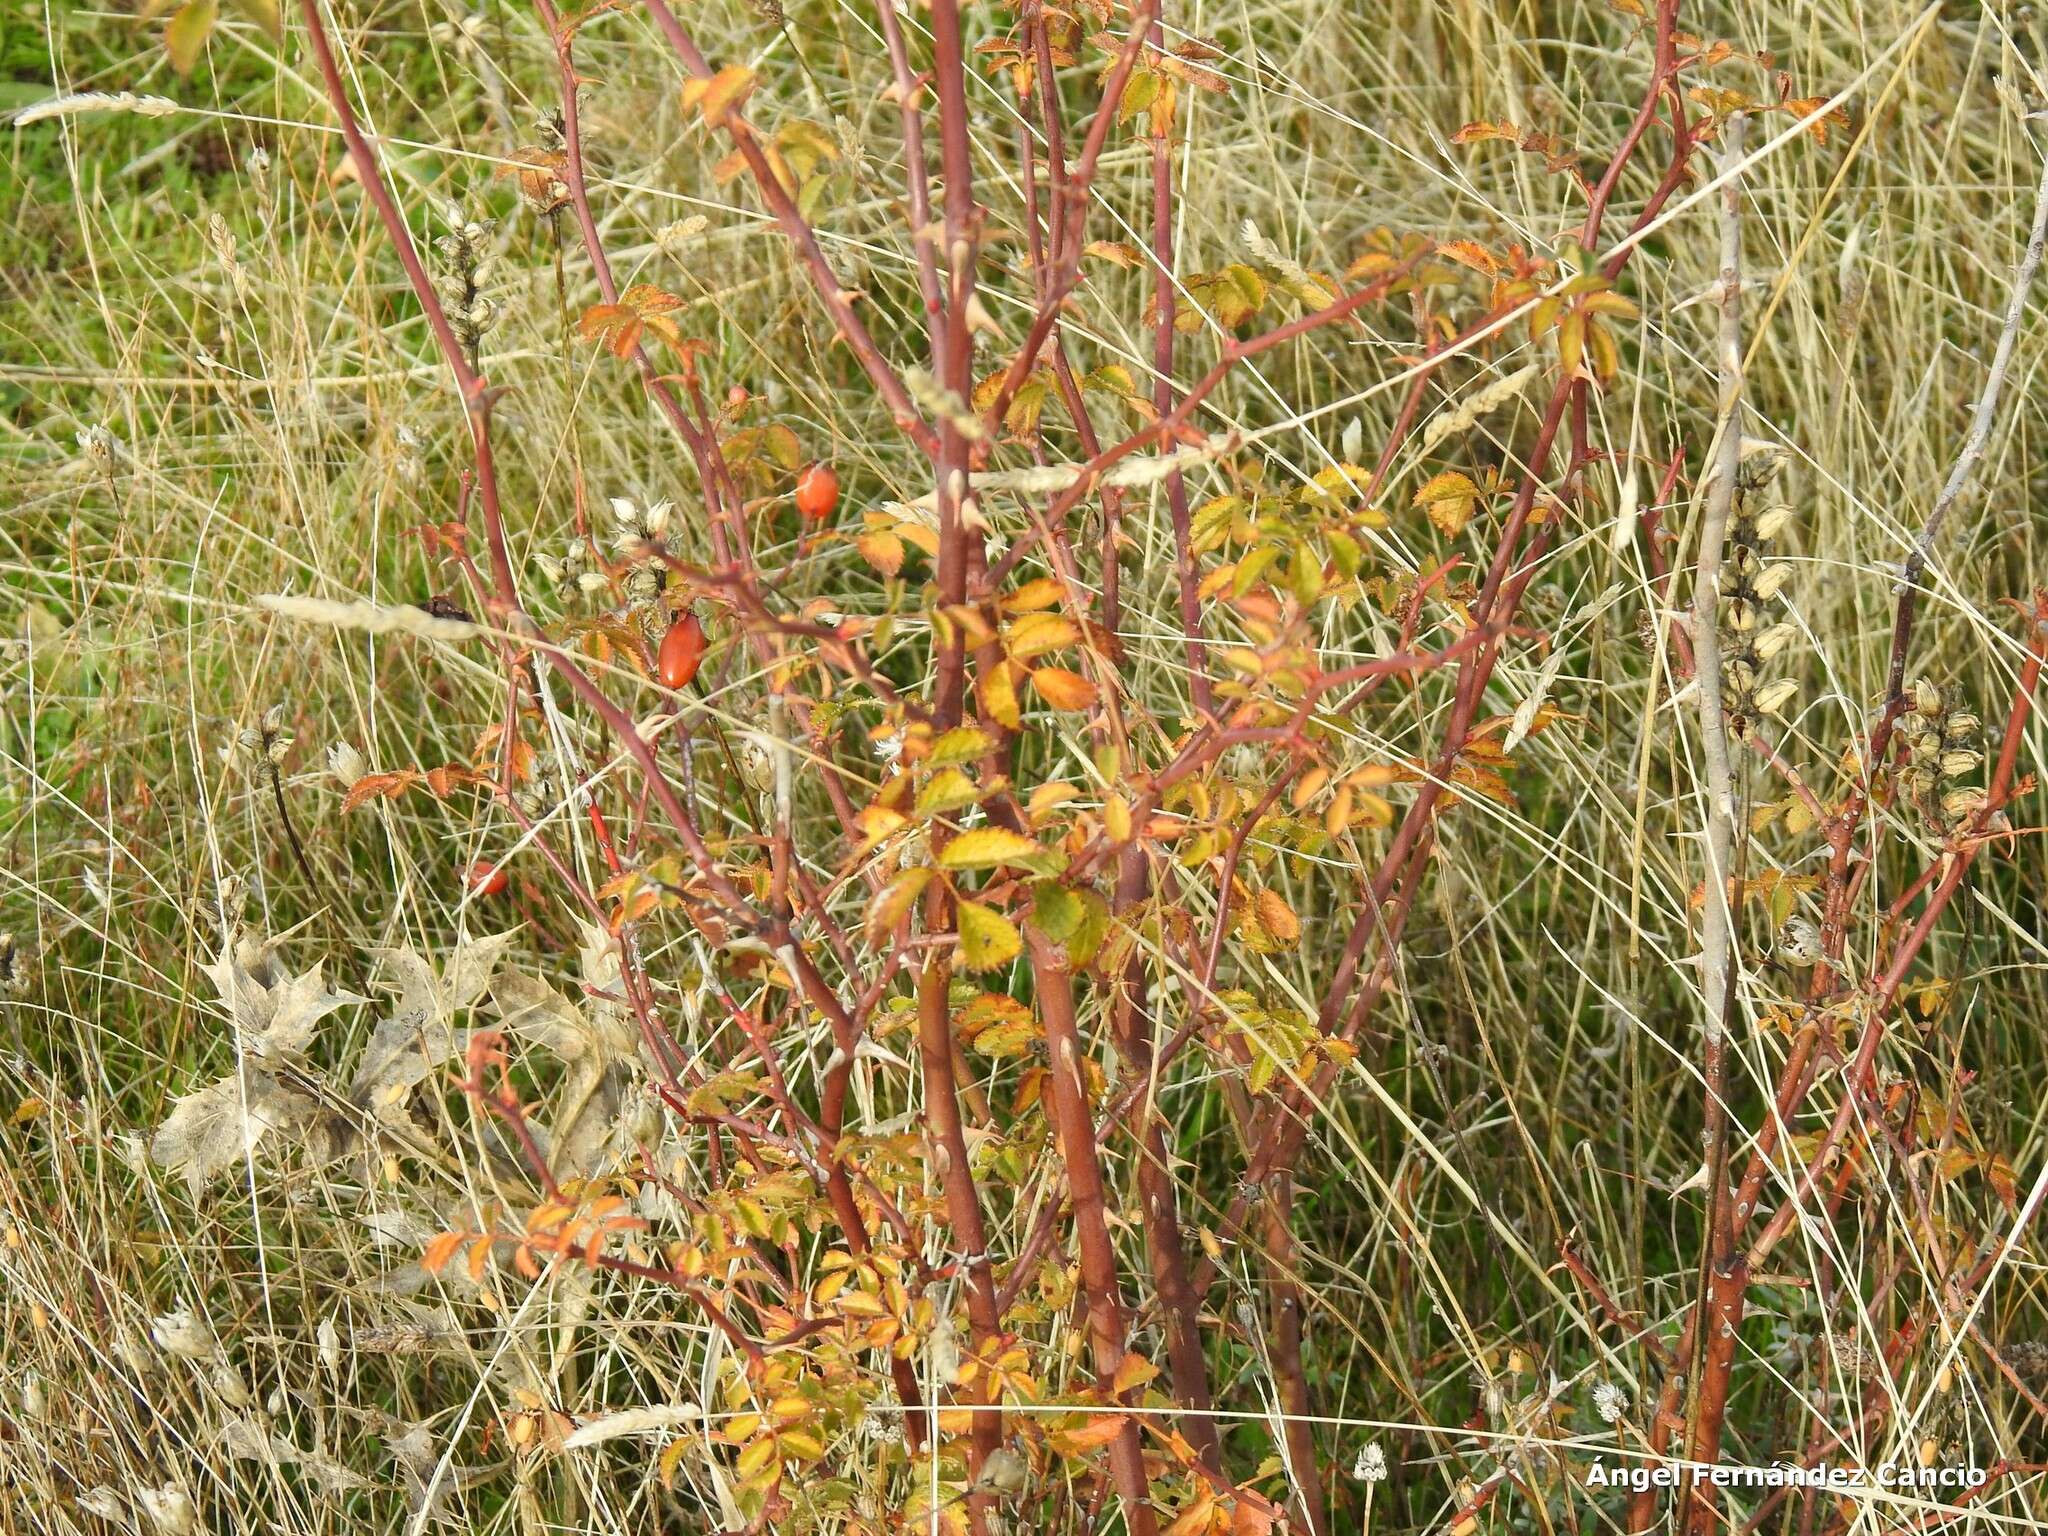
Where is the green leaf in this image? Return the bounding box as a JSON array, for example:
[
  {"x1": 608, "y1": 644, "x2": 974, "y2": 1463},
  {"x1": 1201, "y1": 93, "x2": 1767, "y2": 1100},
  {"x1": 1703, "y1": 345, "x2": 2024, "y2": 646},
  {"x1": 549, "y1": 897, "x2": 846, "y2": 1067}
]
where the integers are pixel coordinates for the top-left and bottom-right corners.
[
  {"x1": 1231, "y1": 542, "x2": 1282, "y2": 598},
  {"x1": 1064, "y1": 890, "x2": 1111, "y2": 969},
  {"x1": 1290, "y1": 538, "x2": 1323, "y2": 605},
  {"x1": 1326, "y1": 528, "x2": 1363, "y2": 580},
  {"x1": 1030, "y1": 881, "x2": 1083, "y2": 942},
  {"x1": 956, "y1": 900, "x2": 1022, "y2": 971}
]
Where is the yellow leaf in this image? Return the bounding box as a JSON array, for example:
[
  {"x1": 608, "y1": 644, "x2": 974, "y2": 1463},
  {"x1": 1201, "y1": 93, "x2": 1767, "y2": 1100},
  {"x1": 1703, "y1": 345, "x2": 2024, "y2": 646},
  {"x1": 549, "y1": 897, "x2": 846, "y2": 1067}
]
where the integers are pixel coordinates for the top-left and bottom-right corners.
[
  {"x1": 863, "y1": 867, "x2": 932, "y2": 943},
  {"x1": 1051, "y1": 1414, "x2": 1130, "y2": 1453},
  {"x1": 917, "y1": 767, "x2": 983, "y2": 817},
  {"x1": 979, "y1": 659, "x2": 1023, "y2": 731},
  {"x1": 1253, "y1": 888, "x2": 1300, "y2": 948},
  {"x1": 164, "y1": 0, "x2": 218, "y2": 75},
  {"x1": 1112, "y1": 1352, "x2": 1161, "y2": 1395},
  {"x1": 956, "y1": 900, "x2": 1022, "y2": 971},
  {"x1": 1413, "y1": 469, "x2": 1480, "y2": 538},
  {"x1": 1005, "y1": 612, "x2": 1081, "y2": 661},
  {"x1": 735, "y1": 1433, "x2": 779, "y2": 1481},
  {"x1": 684, "y1": 65, "x2": 756, "y2": 128},
  {"x1": 1083, "y1": 240, "x2": 1145, "y2": 268},
  {"x1": 857, "y1": 529, "x2": 906, "y2": 577},
  {"x1": 236, "y1": 0, "x2": 281, "y2": 41},
  {"x1": 939, "y1": 828, "x2": 1042, "y2": 871},
  {"x1": 1002, "y1": 577, "x2": 1065, "y2": 613},
  {"x1": 1104, "y1": 795, "x2": 1133, "y2": 845}
]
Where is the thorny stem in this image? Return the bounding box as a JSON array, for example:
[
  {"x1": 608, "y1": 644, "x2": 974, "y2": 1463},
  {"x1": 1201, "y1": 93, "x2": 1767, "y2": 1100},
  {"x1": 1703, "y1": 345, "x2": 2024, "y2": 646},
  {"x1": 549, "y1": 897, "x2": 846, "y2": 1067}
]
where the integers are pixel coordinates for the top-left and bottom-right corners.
[{"x1": 1031, "y1": 933, "x2": 1160, "y2": 1536}]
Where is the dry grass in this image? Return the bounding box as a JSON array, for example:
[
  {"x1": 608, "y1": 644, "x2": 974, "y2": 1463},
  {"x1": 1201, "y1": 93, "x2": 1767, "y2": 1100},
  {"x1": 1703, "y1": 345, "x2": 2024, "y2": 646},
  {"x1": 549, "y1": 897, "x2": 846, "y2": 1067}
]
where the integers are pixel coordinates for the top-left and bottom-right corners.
[{"x1": 4, "y1": 1, "x2": 2048, "y2": 1533}]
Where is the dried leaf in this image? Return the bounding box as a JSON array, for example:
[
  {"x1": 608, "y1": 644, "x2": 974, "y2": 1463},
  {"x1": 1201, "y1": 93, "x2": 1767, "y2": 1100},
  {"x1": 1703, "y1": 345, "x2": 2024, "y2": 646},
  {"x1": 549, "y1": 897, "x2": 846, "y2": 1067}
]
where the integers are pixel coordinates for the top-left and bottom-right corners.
[
  {"x1": 350, "y1": 934, "x2": 518, "y2": 1121},
  {"x1": 151, "y1": 1070, "x2": 316, "y2": 1197},
  {"x1": 203, "y1": 929, "x2": 359, "y2": 1063}
]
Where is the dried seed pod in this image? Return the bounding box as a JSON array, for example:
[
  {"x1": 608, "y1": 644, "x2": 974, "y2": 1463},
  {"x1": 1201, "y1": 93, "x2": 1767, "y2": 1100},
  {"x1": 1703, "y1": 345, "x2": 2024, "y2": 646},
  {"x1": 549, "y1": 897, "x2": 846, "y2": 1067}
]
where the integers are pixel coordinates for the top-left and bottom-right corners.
[
  {"x1": 1753, "y1": 504, "x2": 1796, "y2": 541},
  {"x1": 1941, "y1": 786, "x2": 1988, "y2": 822},
  {"x1": 1736, "y1": 440, "x2": 1789, "y2": 490},
  {"x1": 1753, "y1": 679, "x2": 1799, "y2": 716},
  {"x1": 1754, "y1": 623, "x2": 1799, "y2": 660},
  {"x1": 1912, "y1": 678, "x2": 1944, "y2": 716}
]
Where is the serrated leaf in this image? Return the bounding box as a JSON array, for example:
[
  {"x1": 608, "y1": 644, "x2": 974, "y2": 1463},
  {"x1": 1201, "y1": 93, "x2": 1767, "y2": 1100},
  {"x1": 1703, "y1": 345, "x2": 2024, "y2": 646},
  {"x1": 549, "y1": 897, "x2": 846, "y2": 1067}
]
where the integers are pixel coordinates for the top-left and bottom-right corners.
[
  {"x1": 1030, "y1": 666, "x2": 1098, "y2": 712},
  {"x1": 1030, "y1": 881, "x2": 1083, "y2": 941},
  {"x1": 856, "y1": 529, "x2": 905, "y2": 576},
  {"x1": 971, "y1": 1017, "x2": 1041, "y2": 1058},
  {"x1": 955, "y1": 900, "x2": 1022, "y2": 971},
  {"x1": 1253, "y1": 888, "x2": 1300, "y2": 949},
  {"x1": 939, "y1": 828, "x2": 1042, "y2": 871},
  {"x1": 916, "y1": 767, "x2": 983, "y2": 817},
  {"x1": 203, "y1": 928, "x2": 360, "y2": 1063},
  {"x1": 1005, "y1": 612, "x2": 1080, "y2": 661},
  {"x1": 929, "y1": 726, "x2": 996, "y2": 766},
  {"x1": 865, "y1": 868, "x2": 934, "y2": 943},
  {"x1": 1050, "y1": 1414, "x2": 1130, "y2": 1454},
  {"x1": 979, "y1": 659, "x2": 1023, "y2": 730},
  {"x1": 1412, "y1": 469, "x2": 1480, "y2": 538},
  {"x1": 1064, "y1": 890, "x2": 1111, "y2": 969},
  {"x1": 349, "y1": 934, "x2": 518, "y2": 1122},
  {"x1": 151, "y1": 1070, "x2": 316, "y2": 1198}
]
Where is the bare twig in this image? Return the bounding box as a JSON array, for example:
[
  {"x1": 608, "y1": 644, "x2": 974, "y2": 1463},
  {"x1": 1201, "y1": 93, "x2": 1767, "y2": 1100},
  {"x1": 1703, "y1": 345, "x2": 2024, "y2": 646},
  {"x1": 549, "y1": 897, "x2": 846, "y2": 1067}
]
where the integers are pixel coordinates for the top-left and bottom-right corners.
[{"x1": 1676, "y1": 112, "x2": 1748, "y2": 1536}]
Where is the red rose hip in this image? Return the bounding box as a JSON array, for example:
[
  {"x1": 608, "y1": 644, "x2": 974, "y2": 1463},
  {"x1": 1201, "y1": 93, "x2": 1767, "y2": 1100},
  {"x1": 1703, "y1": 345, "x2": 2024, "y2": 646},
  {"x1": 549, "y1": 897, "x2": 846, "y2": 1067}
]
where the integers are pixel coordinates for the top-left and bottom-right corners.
[
  {"x1": 658, "y1": 609, "x2": 707, "y2": 690},
  {"x1": 795, "y1": 462, "x2": 840, "y2": 523}
]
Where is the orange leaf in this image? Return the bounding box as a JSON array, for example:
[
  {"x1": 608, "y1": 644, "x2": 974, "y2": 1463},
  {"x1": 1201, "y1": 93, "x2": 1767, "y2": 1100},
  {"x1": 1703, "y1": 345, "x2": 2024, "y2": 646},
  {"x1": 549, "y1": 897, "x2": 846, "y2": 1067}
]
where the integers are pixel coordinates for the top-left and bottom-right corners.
[
  {"x1": 342, "y1": 768, "x2": 421, "y2": 813},
  {"x1": 422, "y1": 1230, "x2": 466, "y2": 1275},
  {"x1": 1111, "y1": 1351, "x2": 1161, "y2": 1395},
  {"x1": 1051, "y1": 1413, "x2": 1130, "y2": 1453},
  {"x1": 1030, "y1": 666, "x2": 1098, "y2": 712}
]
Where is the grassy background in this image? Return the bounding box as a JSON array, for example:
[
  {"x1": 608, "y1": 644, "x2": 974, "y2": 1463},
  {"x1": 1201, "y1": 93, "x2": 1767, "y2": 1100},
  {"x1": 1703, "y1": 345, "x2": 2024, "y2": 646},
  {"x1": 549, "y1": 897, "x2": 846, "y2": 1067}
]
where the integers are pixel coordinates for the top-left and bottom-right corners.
[{"x1": 4, "y1": 0, "x2": 2048, "y2": 1531}]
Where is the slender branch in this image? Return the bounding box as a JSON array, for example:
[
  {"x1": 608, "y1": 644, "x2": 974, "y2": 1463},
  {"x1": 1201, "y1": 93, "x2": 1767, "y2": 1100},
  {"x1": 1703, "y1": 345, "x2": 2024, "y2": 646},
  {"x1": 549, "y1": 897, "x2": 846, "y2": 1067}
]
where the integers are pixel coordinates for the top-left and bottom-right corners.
[
  {"x1": 1678, "y1": 113, "x2": 1747, "y2": 1535},
  {"x1": 1878, "y1": 137, "x2": 2048, "y2": 718},
  {"x1": 1029, "y1": 931, "x2": 1160, "y2": 1536},
  {"x1": 638, "y1": 0, "x2": 938, "y2": 456}
]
